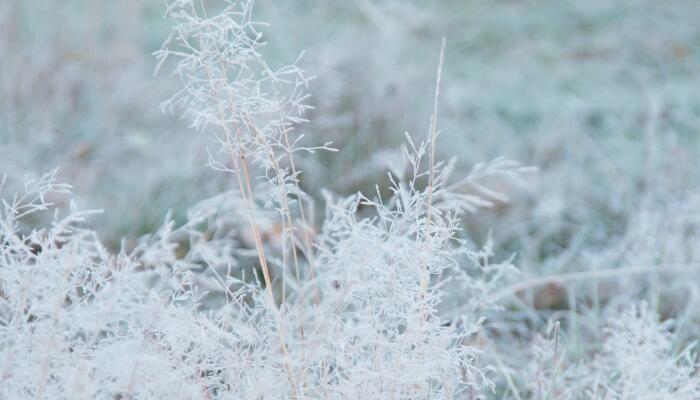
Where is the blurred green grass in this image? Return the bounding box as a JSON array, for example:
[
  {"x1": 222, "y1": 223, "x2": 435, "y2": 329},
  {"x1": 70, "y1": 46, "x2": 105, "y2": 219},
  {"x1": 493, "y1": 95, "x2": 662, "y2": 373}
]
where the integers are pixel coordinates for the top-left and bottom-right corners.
[{"x1": 2, "y1": 0, "x2": 700, "y2": 259}]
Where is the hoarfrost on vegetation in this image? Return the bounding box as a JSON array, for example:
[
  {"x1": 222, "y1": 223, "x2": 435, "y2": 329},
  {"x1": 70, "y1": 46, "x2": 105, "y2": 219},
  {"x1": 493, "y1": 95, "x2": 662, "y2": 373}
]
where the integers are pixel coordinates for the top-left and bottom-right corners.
[{"x1": 3, "y1": 0, "x2": 700, "y2": 399}]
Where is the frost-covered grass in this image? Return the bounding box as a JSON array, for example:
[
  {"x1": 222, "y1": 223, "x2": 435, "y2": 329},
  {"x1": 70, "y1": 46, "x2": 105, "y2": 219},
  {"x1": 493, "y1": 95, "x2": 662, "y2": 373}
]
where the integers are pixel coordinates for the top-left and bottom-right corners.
[{"x1": 3, "y1": 0, "x2": 700, "y2": 399}]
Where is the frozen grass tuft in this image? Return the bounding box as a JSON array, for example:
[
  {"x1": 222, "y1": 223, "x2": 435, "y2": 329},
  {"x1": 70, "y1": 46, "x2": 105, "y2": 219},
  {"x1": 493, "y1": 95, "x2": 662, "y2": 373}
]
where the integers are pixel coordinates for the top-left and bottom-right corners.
[{"x1": 3, "y1": 1, "x2": 700, "y2": 399}]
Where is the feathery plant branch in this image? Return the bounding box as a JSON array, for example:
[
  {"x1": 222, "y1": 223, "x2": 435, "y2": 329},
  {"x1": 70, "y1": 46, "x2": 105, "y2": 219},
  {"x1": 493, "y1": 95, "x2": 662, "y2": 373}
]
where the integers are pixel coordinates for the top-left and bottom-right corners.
[
  {"x1": 425, "y1": 36, "x2": 446, "y2": 238},
  {"x1": 154, "y1": 0, "x2": 320, "y2": 394}
]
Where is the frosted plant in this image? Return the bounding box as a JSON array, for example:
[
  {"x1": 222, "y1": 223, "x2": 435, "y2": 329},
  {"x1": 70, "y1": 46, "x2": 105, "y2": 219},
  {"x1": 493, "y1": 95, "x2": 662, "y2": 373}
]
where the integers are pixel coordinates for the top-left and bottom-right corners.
[
  {"x1": 0, "y1": 172, "x2": 205, "y2": 399},
  {"x1": 154, "y1": 0, "x2": 336, "y2": 308},
  {"x1": 151, "y1": 1, "x2": 530, "y2": 398},
  {"x1": 1, "y1": 1, "x2": 534, "y2": 399},
  {"x1": 493, "y1": 304, "x2": 700, "y2": 400},
  {"x1": 580, "y1": 303, "x2": 700, "y2": 400},
  {"x1": 154, "y1": 3, "x2": 332, "y2": 393},
  {"x1": 309, "y1": 141, "x2": 521, "y2": 397},
  {"x1": 0, "y1": 171, "x2": 295, "y2": 399},
  {"x1": 511, "y1": 321, "x2": 580, "y2": 400}
]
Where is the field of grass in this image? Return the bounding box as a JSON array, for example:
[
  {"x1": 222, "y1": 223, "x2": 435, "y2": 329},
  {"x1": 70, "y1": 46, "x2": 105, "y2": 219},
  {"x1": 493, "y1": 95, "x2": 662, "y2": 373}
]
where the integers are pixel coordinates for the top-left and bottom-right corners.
[{"x1": 2, "y1": 1, "x2": 700, "y2": 398}]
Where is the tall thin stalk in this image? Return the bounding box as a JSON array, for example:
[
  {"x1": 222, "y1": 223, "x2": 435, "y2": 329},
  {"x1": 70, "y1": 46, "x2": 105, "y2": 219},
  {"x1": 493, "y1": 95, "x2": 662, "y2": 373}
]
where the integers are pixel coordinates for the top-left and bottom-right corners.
[{"x1": 420, "y1": 37, "x2": 446, "y2": 300}]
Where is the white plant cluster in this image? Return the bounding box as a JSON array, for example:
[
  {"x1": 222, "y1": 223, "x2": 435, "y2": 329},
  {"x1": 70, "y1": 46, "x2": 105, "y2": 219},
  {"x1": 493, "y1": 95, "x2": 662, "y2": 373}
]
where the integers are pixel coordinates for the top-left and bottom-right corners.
[
  {"x1": 154, "y1": 0, "x2": 332, "y2": 182},
  {"x1": 508, "y1": 304, "x2": 700, "y2": 400},
  {"x1": 0, "y1": 1, "x2": 519, "y2": 398},
  {"x1": 0, "y1": 171, "x2": 215, "y2": 399},
  {"x1": 4, "y1": 1, "x2": 700, "y2": 399},
  {"x1": 151, "y1": 0, "x2": 525, "y2": 397},
  {"x1": 312, "y1": 140, "x2": 512, "y2": 397},
  {"x1": 583, "y1": 303, "x2": 700, "y2": 399}
]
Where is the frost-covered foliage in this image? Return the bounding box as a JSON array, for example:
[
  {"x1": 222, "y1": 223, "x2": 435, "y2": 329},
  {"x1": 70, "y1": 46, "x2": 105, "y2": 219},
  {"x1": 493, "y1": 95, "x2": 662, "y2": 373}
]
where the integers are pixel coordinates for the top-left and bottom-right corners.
[
  {"x1": 0, "y1": 150, "x2": 514, "y2": 399},
  {"x1": 583, "y1": 303, "x2": 700, "y2": 399},
  {"x1": 4, "y1": 0, "x2": 700, "y2": 399},
  {"x1": 0, "y1": 1, "x2": 523, "y2": 398},
  {"x1": 150, "y1": 1, "x2": 526, "y2": 397},
  {"x1": 0, "y1": 172, "x2": 211, "y2": 399},
  {"x1": 499, "y1": 304, "x2": 700, "y2": 400},
  {"x1": 311, "y1": 141, "x2": 522, "y2": 397}
]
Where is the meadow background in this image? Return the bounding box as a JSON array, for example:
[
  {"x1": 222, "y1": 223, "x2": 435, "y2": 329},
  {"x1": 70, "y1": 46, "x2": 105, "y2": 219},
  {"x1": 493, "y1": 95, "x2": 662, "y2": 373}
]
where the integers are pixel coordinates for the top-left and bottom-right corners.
[{"x1": 3, "y1": 0, "x2": 700, "y2": 398}]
